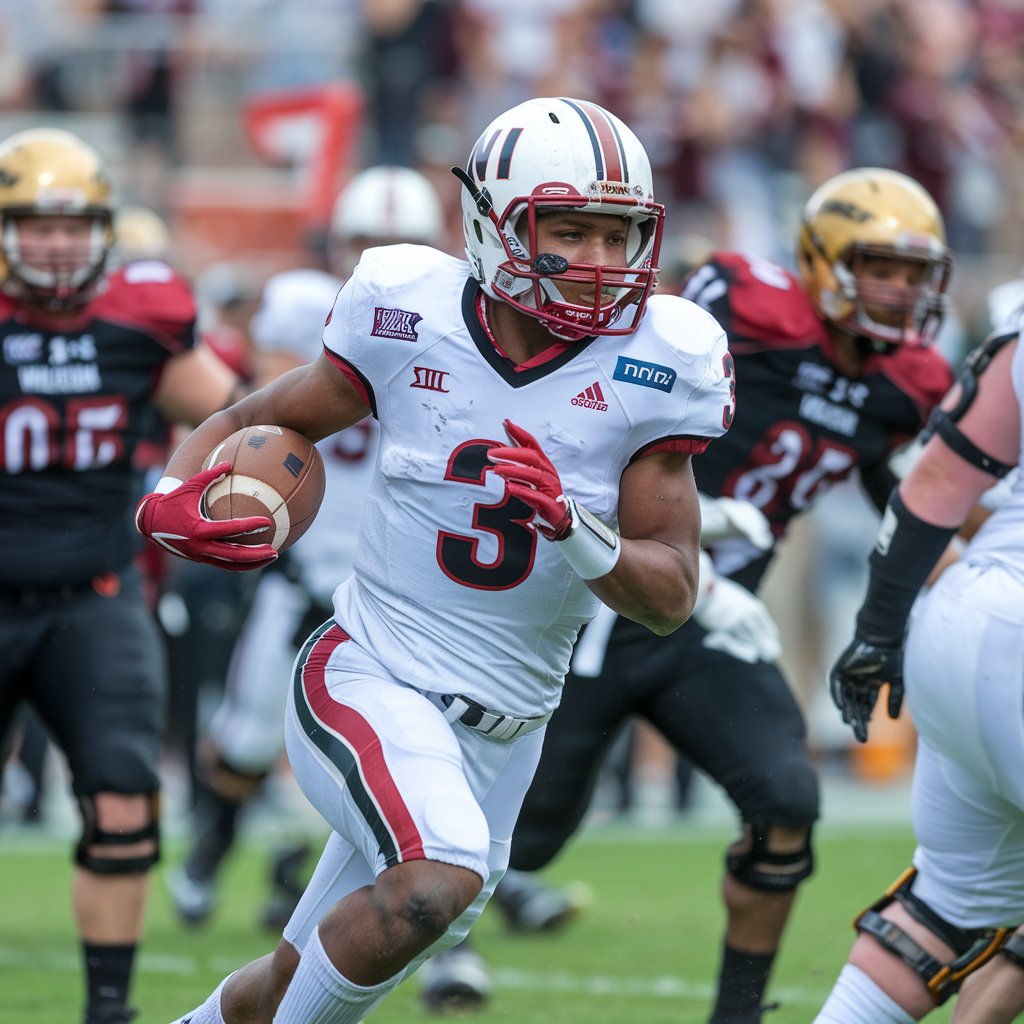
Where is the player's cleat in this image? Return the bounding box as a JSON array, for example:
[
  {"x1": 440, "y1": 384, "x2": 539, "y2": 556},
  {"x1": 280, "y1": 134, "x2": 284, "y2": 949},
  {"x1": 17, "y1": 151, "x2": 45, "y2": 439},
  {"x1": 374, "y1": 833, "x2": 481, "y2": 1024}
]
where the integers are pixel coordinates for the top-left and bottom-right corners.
[
  {"x1": 419, "y1": 939, "x2": 494, "y2": 1014},
  {"x1": 167, "y1": 866, "x2": 216, "y2": 926},
  {"x1": 260, "y1": 841, "x2": 311, "y2": 931},
  {"x1": 491, "y1": 868, "x2": 591, "y2": 933}
]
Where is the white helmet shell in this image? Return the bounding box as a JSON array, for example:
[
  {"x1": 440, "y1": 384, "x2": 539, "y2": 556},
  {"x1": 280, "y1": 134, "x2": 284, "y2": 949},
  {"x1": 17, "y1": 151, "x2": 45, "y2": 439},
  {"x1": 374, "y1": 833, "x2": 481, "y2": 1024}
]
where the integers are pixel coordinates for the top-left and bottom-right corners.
[
  {"x1": 331, "y1": 166, "x2": 443, "y2": 244},
  {"x1": 458, "y1": 96, "x2": 664, "y2": 339}
]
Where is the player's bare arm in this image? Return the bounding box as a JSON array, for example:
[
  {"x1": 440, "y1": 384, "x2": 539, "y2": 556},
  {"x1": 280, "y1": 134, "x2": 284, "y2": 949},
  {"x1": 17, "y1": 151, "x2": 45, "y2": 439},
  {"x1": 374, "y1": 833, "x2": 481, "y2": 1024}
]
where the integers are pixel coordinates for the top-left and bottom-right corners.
[
  {"x1": 488, "y1": 421, "x2": 700, "y2": 636},
  {"x1": 153, "y1": 343, "x2": 243, "y2": 427},
  {"x1": 592, "y1": 449, "x2": 701, "y2": 634},
  {"x1": 830, "y1": 337, "x2": 1020, "y2": 742},
  {"x1": 161, "y1": 352, "x2": 370, "y2": 481},
  {"x1": 902, "y1": 338, "x2": 1020, "y2": 525}
]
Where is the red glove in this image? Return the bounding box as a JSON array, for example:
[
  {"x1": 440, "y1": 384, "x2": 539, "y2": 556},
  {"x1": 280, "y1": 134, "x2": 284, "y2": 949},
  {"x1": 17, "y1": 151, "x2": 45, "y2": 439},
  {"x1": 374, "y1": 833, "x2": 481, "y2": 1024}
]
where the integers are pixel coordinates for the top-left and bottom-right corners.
[
  {"x1": 487, "y1": 419, "x2": 573, "y2": 540},
  {"x1": 135, "y1": 461, "x2": 278, "y2": 571}
]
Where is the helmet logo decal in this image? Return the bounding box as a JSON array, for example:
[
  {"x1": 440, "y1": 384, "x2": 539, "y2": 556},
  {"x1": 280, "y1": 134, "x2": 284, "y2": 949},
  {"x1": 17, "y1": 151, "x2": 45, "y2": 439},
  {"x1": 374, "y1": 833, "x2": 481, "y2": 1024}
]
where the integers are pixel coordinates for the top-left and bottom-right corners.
[
  {"x1": 471, "y1": 128, "x2": 523, "y2": 181},
  {"x1": 562, "y1": 98, "x2": 627, "y2": 182},
  {"x1": 820, "y1": 199, "x2": 872, "y2": 223}
]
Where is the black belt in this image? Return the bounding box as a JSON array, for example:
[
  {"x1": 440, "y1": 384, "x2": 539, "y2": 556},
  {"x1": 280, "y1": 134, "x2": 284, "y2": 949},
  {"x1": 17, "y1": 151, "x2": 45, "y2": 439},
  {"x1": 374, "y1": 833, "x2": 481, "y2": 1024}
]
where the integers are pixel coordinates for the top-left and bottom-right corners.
[
  {"x1": 0, "y1": 574, "x2": 114, "y2": 609},
  {"x1": 433, "y1": 692, "x2": 552, "y2": 741}
]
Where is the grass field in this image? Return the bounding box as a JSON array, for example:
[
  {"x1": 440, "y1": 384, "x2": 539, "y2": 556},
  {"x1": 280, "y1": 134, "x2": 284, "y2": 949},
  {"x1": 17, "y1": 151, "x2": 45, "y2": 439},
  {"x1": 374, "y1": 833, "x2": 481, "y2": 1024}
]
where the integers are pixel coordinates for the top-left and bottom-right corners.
[{"x1": 0, "y1": 815, "x2": 960, "y2": 1024}]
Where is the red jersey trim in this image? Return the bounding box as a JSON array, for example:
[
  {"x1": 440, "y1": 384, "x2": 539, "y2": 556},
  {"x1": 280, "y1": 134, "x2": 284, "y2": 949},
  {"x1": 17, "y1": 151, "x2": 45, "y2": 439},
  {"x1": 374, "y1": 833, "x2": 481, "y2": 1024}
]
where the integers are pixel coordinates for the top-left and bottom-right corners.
[
  {"x1": 322, "y1": 345, "x2": 376, "y2": 415},
  {"x1": 631, "y1": 436, "x2": 712, "y2": 462}
]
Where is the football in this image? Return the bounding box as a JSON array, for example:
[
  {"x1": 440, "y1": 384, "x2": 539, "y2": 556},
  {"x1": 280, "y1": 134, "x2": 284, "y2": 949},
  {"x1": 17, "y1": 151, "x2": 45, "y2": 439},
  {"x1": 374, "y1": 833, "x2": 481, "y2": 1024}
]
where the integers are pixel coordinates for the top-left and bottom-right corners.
[{"x1": 201, "y1": 425, "x2": 326, "y2": 551}]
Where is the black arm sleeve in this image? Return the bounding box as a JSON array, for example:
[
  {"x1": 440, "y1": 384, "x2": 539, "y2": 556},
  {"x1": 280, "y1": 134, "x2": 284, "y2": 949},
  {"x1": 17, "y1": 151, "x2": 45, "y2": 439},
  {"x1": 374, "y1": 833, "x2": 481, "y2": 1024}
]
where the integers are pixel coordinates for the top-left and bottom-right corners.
[
  {"x1": 855, "y1": 488, "x2": 957, "y2": 645},
  {"x1": 859, "y1": 460, "x2": 900, "y2": 515}
]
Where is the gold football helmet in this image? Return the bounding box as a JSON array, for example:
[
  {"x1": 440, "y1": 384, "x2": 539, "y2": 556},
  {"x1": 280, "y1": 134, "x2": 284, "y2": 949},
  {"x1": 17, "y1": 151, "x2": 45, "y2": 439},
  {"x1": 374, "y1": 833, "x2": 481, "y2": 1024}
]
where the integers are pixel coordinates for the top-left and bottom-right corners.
[
  {"x1": 797, "y1": 168, "x2": 952, "y2": 349},
  {"x1": 0, "y1": 127, "x2": 114, "y2": 309},
  {"x1": 113, "y1": 204, "x2": 170, "y2": 265}
]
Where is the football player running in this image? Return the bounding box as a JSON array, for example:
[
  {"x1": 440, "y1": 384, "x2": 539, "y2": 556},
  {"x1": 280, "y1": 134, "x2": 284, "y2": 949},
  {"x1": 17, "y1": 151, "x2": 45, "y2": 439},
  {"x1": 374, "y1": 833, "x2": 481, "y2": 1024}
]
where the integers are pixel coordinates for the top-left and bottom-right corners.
[
  {"x1": 136, "y1": 96, "x2": 735, "y2": 1024},
  {"x1": 819, "y1": 282, "x2": 1024, "y2": 1021},
  {"x1": 475, "y1": 168, "x2": 956, "y2": 1024},
  {"x1": 0, "y1": 128, "x2": 246, "y2": 1024},
  {"x1": 168, "y1": 165, "x2": 445, "y2": 932}
]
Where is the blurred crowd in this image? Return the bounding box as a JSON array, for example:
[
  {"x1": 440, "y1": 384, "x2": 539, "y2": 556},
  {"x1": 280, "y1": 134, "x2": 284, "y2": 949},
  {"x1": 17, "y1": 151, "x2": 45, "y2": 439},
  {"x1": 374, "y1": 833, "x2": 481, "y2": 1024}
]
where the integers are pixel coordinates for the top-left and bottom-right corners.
[{"x1": 0, "y1": 1, "x2": 1021, "y2": 296}]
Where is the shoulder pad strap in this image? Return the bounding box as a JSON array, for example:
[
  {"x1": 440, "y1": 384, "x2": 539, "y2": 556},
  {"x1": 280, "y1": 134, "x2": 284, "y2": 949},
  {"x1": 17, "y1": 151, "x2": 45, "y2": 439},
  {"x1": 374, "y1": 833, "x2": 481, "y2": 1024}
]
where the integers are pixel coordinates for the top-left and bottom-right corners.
[
  {"x1": 924, "y1": 409, "x2": 1014, "y2": 478},
  {"x1": 918, "y1": 328, "x2": 1018, "y2": 477}
]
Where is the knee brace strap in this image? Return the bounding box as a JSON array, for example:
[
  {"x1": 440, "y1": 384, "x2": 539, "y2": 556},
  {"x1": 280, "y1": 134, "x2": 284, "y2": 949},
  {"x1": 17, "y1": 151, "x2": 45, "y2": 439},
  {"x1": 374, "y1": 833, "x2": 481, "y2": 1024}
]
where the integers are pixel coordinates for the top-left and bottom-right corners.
[
  {"x1": 75, "y1": 793, "x2": 161, "y2": 875},
  {"x1": 1000, "y1": 932, "x2": 1024, "y2": 970},
  {"x1": 855, "y1": 867, "x2": 1012, "y2": 1004},
  {"x1": 725, "y1": 823, "x2": 814, "y2": 892}
]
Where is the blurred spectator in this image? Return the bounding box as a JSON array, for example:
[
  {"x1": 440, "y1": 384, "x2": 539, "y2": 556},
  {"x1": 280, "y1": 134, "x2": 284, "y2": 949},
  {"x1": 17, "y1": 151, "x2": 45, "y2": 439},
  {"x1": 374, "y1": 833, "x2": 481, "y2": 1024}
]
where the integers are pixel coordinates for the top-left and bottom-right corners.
[{"x1": 362, "y1": 0, "x2": 458, "y2": 166}]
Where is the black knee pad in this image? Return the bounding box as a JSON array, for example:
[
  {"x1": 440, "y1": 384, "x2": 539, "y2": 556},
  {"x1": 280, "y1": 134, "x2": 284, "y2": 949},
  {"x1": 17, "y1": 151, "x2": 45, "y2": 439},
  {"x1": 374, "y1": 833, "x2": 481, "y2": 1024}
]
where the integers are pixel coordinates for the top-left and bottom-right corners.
[
  {"x1": 75, "y1": 792, "x2": 160, "y2": 875},
  {"x1": 1001, "y1": 932, "x2": 1024, "y2": 970},
  {"x1": 725, "y1": 820, "x2": 814, "y2": 892},
  {"x1": 855, "y1": 867, "x2": 1015, "y2": 1004}
]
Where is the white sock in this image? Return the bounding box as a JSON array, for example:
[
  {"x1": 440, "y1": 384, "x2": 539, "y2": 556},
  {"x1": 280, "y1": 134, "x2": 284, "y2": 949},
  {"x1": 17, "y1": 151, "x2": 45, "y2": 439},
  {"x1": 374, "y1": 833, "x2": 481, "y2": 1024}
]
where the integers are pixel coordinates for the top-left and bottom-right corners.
[
  {"x1": 814, "y1": 964, "x2": 916, "y2": 1024},
  {"x1": 170, "y1": 972, "x2": 234, "y2": 1024},
  {"x1": 273, "y1": 927, "x2": 399, "y2": 1024}
]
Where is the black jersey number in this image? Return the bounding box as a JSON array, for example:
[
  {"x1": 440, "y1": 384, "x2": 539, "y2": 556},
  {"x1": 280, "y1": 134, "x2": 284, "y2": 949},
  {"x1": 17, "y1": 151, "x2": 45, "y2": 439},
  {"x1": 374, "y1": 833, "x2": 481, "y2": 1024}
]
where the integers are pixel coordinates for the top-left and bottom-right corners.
[
  {"x1": 436, "y1": 439, "x2": 538, "y2": 590},
  {"x1": 1, "y1": 395, "x2": 128, "y2": 472}
]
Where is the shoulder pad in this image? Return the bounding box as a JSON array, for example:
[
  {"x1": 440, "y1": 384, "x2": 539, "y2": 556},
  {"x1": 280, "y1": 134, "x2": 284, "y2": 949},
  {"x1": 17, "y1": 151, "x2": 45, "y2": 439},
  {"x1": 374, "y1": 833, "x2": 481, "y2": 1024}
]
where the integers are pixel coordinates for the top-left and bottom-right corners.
[
  {"x1": 352, "y1": 243, "x2": 460, "y2": 291},
  {"x1": 875, "y1": 344, "x2": 955, "y2": 425},
  {"x1": 683, "y1": 251, "x2": 822, "y2": 349},
  {"x1": 98, "y1": 264, "x2": 197, "y2": 353}
]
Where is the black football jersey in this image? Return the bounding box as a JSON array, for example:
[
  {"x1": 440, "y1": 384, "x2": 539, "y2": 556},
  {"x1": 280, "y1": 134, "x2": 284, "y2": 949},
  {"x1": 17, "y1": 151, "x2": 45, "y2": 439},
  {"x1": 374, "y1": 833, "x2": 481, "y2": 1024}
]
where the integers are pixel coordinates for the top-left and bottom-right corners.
[
  {"x1": 683, "y1": 251, "x2": 954, "y2": 588},
  {"x1": 0, "y1": 261, "x2": 197, "y2": 587}
]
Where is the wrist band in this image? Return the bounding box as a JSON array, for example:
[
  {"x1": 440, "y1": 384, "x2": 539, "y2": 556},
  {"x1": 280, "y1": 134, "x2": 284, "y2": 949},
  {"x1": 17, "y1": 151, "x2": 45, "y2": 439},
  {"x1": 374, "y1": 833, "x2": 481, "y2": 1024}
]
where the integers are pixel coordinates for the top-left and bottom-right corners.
[
  {"x1": 154, "y1": 475, "x2": 183, "y2": 494},
  {"x1": 555, "y1": 498, "x2": 621, "y2": 580}
]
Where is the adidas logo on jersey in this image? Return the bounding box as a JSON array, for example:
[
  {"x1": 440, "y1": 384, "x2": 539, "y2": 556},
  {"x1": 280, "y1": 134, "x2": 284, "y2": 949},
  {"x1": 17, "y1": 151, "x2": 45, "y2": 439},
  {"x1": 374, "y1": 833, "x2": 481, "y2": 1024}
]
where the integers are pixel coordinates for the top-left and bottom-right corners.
[{"x1": 571, "y1": 382, "x2": 608, "y2": 412}]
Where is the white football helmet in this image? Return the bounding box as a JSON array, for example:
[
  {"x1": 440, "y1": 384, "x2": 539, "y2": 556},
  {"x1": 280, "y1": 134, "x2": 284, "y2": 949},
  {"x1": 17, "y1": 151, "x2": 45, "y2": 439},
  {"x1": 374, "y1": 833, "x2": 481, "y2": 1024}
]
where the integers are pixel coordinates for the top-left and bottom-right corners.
[
  {"x1": 331, "y1": 166, "x2": 443, "y2": 245},
  {"x1": 456, "y1": 96, "x2": 664, "y2": 340}
]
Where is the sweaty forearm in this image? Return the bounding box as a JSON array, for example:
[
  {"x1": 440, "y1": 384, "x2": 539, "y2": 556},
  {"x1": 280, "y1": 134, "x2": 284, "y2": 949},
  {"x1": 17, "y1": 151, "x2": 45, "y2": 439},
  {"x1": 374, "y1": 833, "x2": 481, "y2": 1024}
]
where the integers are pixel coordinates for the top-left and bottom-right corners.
[
  {"x1": 587, "y1": 537, "x2": 697, "y2": 635},
  {"x1": 162, "y1": 408, "x2": 250, "y2": 482}
]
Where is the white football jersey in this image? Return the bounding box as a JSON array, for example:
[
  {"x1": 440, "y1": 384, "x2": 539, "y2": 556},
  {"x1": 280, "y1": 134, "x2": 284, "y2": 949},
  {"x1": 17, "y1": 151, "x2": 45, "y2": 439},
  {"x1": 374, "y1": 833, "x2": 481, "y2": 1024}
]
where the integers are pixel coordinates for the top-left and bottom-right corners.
[
  {"x1": 322, "y1": 244, "x2": 733, "y2": 715},
  {"x1": 962, "y1": 334, "x2": 1024, "y2": 572},
  {"x1": 251, "y1": 268, "x2": 377, "y2": 603}
]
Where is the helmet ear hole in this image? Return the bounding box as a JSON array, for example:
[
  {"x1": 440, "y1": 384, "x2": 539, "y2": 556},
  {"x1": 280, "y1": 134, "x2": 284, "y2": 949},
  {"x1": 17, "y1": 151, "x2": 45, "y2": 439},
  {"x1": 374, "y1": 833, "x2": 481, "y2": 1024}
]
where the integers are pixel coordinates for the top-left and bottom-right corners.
[{"x1": 473, "y1": 220, "x2": 484, "y2": 245}]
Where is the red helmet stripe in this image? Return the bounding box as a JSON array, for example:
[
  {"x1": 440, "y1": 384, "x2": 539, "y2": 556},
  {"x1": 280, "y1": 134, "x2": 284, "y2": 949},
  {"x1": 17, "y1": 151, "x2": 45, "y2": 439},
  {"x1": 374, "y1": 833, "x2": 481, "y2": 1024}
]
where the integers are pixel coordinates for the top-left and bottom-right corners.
[{"x1": 564, "y1": 99, "x2": 626, "y2": 182}]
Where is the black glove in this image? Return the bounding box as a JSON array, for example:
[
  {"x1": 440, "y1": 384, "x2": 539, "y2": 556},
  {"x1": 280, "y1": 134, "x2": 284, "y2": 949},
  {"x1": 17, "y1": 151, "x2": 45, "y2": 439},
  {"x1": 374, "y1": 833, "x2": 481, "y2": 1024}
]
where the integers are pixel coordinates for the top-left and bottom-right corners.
[{"x1": 828, "y1": 638, "x2": 905, "y2": 744}]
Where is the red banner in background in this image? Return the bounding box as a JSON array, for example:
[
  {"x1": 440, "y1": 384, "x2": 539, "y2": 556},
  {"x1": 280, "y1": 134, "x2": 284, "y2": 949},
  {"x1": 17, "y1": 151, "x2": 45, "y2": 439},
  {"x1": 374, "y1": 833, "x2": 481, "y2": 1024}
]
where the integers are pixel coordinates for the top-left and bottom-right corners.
[{"x1": 243, "y1": 81, "x2": 364, "y2": 229}]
